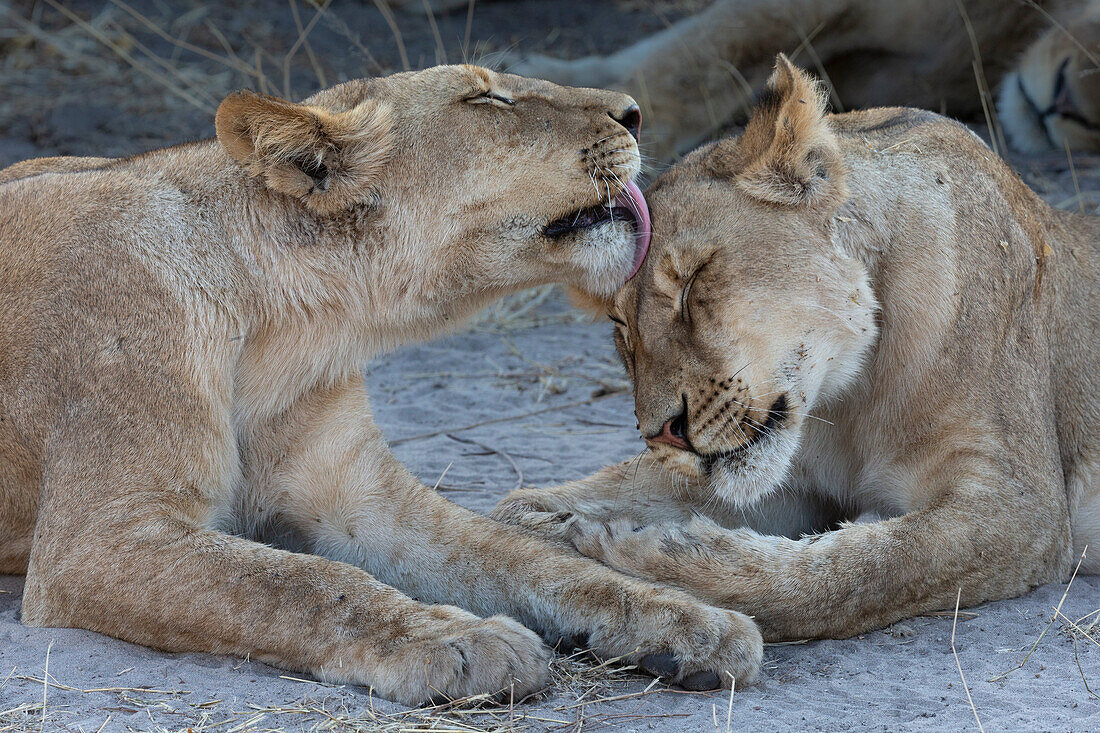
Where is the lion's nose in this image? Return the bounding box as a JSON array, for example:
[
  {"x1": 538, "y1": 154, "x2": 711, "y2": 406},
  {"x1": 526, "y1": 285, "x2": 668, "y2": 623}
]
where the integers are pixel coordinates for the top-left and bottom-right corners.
[
  {"x1": 612, "y1": 104, "x2": 642, "y2": 141},
  {"x1": 648, "y1": 405, "x2": 691, "y2": 451}
]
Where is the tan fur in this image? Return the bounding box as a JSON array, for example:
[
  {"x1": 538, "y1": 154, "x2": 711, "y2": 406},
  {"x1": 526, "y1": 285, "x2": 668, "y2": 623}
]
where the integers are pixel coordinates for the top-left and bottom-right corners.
[
  {"x1": 0, "y1": 64, "x2": 763, "y2": 705},
  {"x1": 493, "y1": 58, "x2": 1100, "y2": 642},
  {"x1": 512, "y1": 0, "x2": 1100, "y2": 162}
]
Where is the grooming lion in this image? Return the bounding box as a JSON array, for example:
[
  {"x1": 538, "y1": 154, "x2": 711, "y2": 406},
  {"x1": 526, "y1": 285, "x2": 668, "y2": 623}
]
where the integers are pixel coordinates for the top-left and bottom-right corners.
[
  {"x1": 0, "y1": 65, "x2": 763, "y2": 705},
  {"x1": 494, "y1": 57, "x2": 1100, "y2": 641}
]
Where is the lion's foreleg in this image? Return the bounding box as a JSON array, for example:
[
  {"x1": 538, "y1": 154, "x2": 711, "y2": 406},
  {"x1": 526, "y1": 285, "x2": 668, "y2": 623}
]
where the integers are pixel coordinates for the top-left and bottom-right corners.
[
  {"x1": 489, "y1": 452, "x2": 700, "y2": 540},
  {"x1": 566, "y1": 474, "x2": 1073, "y2": 640},
  {"x1": 259, "y1": 376, "x2": 764, "y2": 689},
  {"x1": 24, "y1": 396, "x2": 553, "y2": 706}
]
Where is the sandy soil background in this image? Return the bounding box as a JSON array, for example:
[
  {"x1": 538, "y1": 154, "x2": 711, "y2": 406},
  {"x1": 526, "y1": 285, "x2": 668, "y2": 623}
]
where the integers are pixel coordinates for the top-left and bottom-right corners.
[{"x1": 1, "y1": 1, "x2": 1099, "y2": 731}]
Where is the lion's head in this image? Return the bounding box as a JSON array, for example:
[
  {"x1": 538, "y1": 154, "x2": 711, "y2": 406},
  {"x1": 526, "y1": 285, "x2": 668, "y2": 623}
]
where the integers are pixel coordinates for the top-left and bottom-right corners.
[
  {"x1": 214, "y1": 64, "x2": 650, "y2": 301},
  {"x1": 610, "y1": 57, "x2": 877, "y2": 507},
  {"x1": 1000, "y1": 10, "x2": 1100, "y2": 153}
]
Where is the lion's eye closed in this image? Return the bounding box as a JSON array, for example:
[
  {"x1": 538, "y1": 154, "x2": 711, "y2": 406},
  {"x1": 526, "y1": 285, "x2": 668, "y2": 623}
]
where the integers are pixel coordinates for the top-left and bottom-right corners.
[
  {"x1": 681, "y1": 267, "x2": 701, "y2": 324},
  {"x1": 465, "y1": 91, "x2": 515, "y2": 108}
]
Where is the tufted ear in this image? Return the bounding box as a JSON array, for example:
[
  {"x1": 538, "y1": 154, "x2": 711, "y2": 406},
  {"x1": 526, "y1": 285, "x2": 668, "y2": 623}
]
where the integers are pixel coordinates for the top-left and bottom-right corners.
[
  {"x1": 215, "y1": 90, "x2": 393, "y2": 215},
  {"x1": 709, "y1": 55, "x2": 847, "y2": 210}
]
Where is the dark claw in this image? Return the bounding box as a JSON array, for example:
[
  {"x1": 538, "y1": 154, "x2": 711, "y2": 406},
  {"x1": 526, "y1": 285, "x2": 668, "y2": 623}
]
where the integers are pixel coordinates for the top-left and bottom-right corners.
[
  {"x1": 680, "y1": 670, "x2": 722, "y2": 691},
  {"x1": 639, "y1": 652, "x2": 679, "y2": 678}
]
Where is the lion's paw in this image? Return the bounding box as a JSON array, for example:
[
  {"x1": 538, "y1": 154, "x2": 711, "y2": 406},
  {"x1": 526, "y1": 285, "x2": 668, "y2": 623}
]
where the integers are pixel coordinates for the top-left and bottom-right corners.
[
  {"x1": 380, "y1": 612, "x2": 550, "y2": 706},
  {"x1": 590, "y1": 596, "x2": 763, "y2": 691},
  {"x1": 490, "y1": 490, "x2": 584, "y2": 542}
]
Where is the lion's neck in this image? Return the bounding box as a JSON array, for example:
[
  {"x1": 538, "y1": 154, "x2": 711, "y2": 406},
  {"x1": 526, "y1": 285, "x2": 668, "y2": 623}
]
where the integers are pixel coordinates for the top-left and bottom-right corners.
[{"x1": 148, "y1": 144, "x2": 501, "y2": 419}]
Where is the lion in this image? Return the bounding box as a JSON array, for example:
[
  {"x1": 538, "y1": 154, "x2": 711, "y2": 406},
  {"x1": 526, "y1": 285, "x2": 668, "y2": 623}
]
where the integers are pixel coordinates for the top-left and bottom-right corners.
[
  {"x1": 0, "y1": 64, "x2": 764, "y2": 705},
  {"x1": 492, "y1": 57, "x2": 1100, "y2": 643},
  {"x1": 511, "y1": 0, "x2": 1100, "y2": 163}
]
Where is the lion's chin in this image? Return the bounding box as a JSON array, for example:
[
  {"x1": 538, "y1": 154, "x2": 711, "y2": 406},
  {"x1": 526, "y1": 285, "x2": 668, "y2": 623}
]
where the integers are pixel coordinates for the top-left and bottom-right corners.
[
  {"x1": 548, "y1": 180, "x2": 651, "y2": 295},
  {"x1": 706, "y1": 428, "x2": 802, "y2": 509},
  {"x1": 569, "y1": 221, "x2": 647, "y2": 297}
]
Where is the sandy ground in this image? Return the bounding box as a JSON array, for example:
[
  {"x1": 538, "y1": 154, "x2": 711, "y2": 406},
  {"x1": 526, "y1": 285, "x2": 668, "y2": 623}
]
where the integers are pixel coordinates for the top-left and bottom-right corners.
[{"x1": 2, "y1": 1, "x2": 1100, "y2": 731}]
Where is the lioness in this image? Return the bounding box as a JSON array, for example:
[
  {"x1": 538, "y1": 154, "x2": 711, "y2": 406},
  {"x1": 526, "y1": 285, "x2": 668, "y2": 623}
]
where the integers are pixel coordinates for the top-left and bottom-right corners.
[
  {"x1": 494, "y1": 57, "x2": 1100, "y2": 641},
  {"x1": 0, "y1": 65, "x2": 763, "y2": 704},
  {"x1": 512, "y1": 0, "x2": 1100, "y2": 162}
]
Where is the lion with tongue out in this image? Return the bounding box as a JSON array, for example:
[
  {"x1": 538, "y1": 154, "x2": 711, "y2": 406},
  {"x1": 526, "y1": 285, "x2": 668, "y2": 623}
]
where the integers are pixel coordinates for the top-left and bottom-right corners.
[{"x1": 0, "y1": 63, "x2": 768, "y2": 706}]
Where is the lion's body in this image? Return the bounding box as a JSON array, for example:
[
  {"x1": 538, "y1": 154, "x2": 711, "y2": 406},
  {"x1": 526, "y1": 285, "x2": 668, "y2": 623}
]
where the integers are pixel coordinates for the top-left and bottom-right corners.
[
  {"x1": 0, "y1": 66, "x2": 764, "y2": 704},
  {"x1": 514, "y1": 0, "x2": 1100, "y2": 161},
  {"x1": 494, "y1": 61, "x2": 1100, "y2": 641},
  {"x1": 811, "y1": 108, "x2": 1100, "y2": 573}
]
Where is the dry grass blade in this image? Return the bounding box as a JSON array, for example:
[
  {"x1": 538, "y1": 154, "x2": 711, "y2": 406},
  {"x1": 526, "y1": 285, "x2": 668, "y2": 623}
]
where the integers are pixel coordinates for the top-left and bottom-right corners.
[
  {"x1": 38, "y1": 0, "x2": 215, "y2": 114},
  {"x1": 1053, "y1": 607, "x2": 1100, "y2": 648},
  {"x1": 446, "y1": 434, "x2": 524, "y2": 490},
  {"x1": 40, "y1": 642, "x2": 51, "y2": 733},
  {"x1": 462, "y1": 0, "x2": 477, "y2": 61},
  {"x1": 422, "y1": 0, "x2": 448, "y2": 65},
  {"x1": 990, "y1": 547, "x2": 1087, "y2": 682},
  {"x1": 288, "y1": 0, "x2": 328, "y2": 90},
  {"x1": 373, "y1": 0, "x2": 411, "y2": 71},
  {"x1": 725, "y1": 672, "x2": 735, "y2": 732},
  {"x1": 793, "y1": 22, "x2": 842, "y2": 111},
  {"x1": 950, "y1": 589, "x2": 985, "y2": 733},
  {"x1": 283, "y1": 0, "x2": 329, "y2": 97},
  {"x1": 1020, "y1": 0, "x2": 1100, "y2": 67},
  {"x1": 100, "y1": 20, "x2": 221, "y2": 106},
  {"x1": 106, "y1": 0, "x2": 258, "y2": 79},
  {"x1": 923, "y1": 610, "x2": 979, "y2": 621},
  {"x1": 16, "y1": 674, "x2": 190, "y2": 696},
  {"x1": 953, "y1": 0, "x2": 1006, "y2": 156},
  {"x1": 1065, "y1": 137, "x2": 1086, "y2": 213},
  {"x1": 1072, "y1": 638, "x2": 1098, "y2": 699}
]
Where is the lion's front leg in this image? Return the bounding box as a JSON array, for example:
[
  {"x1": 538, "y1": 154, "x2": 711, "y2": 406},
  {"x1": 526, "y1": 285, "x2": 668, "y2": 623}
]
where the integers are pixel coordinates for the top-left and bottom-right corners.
[
  {"x1": 565, "y1": 515, "x2": 801, "y2": 614},
  {"x1": 492, "y1": 457, "x2": 845, "y2": 544},
  {"x1": 566, "y1": 474, "x2": 1073, "y2": 641},
  {"x1": 490, "y1": 453, "x2": 700, "y2": 543},
  {"x1": 255, "y1": 376, "x2": 764, "y2": 690}
]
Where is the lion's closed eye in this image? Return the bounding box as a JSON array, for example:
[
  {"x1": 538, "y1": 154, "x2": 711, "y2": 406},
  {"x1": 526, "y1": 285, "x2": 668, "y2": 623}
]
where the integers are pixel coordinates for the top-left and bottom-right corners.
[
  {"x1": 681, "y1": 260, "x2": 710, "y2": 325},
  {"x1": 465, "y1": 91, "x2": 515, "y2": 108}
]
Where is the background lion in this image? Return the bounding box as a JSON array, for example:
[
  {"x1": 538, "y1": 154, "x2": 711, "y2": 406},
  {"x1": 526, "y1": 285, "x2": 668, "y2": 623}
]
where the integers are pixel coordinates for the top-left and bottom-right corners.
[
  {"x1": 510, "y1": 0, "x2": 1100, "y2": 163},
  {"x1": 494, "y1": 57, "x2": 1099, "y2": 643}
]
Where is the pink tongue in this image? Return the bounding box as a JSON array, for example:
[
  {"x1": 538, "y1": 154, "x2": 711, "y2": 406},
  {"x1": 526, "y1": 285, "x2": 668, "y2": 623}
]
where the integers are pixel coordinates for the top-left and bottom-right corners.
[{"x1": 615, "y1": 179, "x2": 651, "y2": 281}]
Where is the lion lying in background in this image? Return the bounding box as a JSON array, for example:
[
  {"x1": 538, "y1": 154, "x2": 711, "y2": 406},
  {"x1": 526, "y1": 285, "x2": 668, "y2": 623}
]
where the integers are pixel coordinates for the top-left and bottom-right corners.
[
  {"x1": 495, "y1": 57, "x2": 1099, "y2": 641},
  {"x1": 511, "y1": 0, "x2": 1100, "y2": 162},
  {"x1": 0, "y1": 64, "x2": 763, "y2": 705}
]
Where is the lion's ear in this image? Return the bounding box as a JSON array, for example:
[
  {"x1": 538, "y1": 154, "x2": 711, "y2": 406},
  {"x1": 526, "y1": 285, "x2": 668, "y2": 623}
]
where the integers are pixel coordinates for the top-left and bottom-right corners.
[
  {"x1": 710, "y1": 55, "x2": 846, "y2": 210},
  {"x1": 215, "y1": 90, "x2": 393, "y2": 215}
]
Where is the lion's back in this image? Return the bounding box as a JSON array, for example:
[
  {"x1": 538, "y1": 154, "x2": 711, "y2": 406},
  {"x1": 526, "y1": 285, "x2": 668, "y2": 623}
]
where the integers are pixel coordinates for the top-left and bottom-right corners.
[{"x1": 0, "y1": 155, "x2": 113, "y2": 185}]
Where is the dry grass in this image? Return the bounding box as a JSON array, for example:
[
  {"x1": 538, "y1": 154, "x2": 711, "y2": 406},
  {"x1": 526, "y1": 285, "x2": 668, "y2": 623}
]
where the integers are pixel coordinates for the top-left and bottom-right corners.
[{"x1": 0, "y1": 648, "x2": 702, "y2": 733}]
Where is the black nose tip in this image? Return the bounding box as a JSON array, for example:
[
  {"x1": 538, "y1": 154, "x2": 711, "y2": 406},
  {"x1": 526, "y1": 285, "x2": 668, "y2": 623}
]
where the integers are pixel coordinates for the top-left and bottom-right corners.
[{"x1": 613, "y1": 105, "x2": 641, "y2": 141}]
